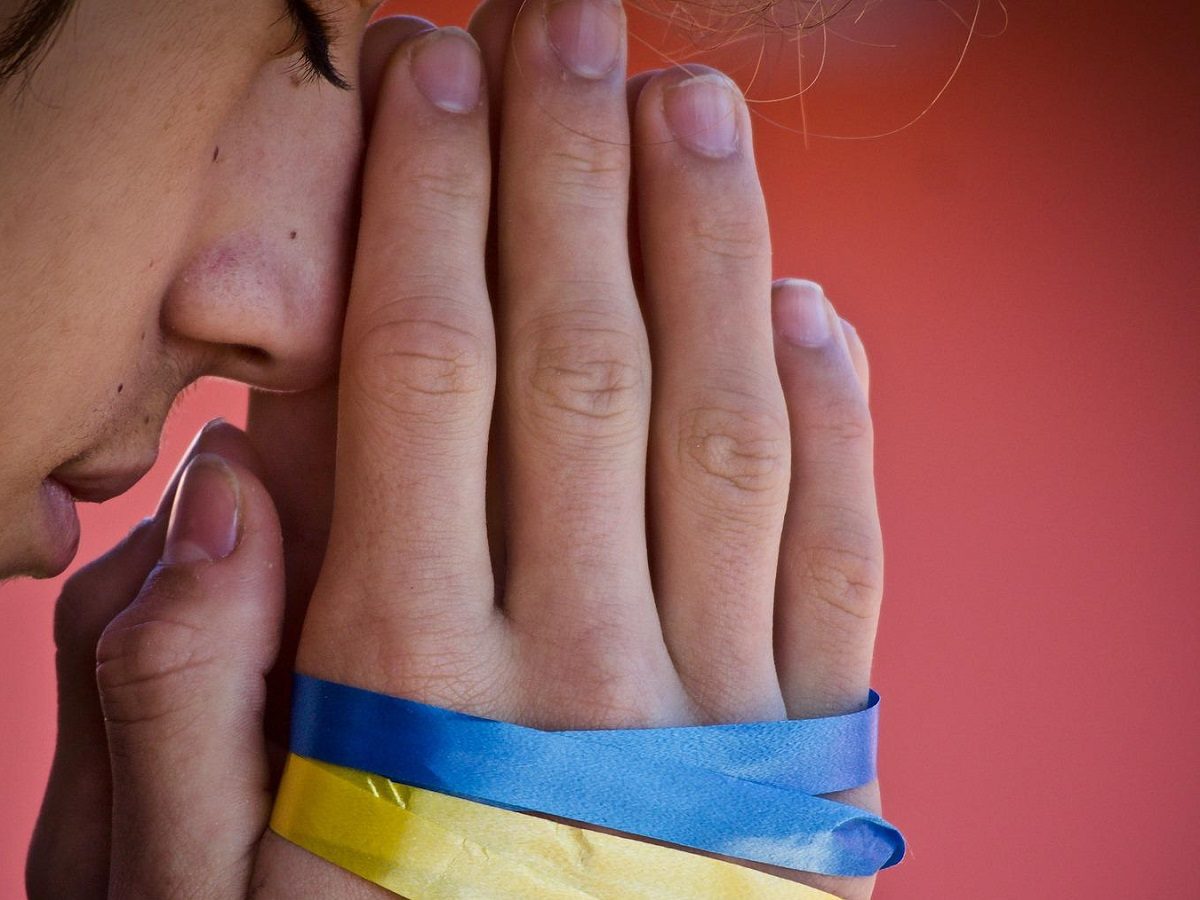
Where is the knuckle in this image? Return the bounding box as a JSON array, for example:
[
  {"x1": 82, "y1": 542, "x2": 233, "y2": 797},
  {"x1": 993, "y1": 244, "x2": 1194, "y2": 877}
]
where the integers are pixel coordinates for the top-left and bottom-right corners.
[
  {"x1": 543, "y1": 139, "x2": 629, "y2": 210},
  {"x1": 348, "y1": 306, "x2": 492, "y2": 428},
  {"x1": 376, "y1": 643, "x2": 506, "y2": 716},
  {"x1": 516, "y1": 617, "x2": 669, "y2": 729},
  {"x1": 686, "y1": 212, "x2": 770, "y2": 264},
  {"x1": 677, "y1": 397, "x2": 791, "y2": 501},
  {"x1": 539, "y1": 661, "x2": 661, "y2": 729},
  {"x1": 406, "y1": 158, "x2": 488, "y2": 214},
  {"x1": 808, "y1": 389, "x2": 874, "y2": 446},
  {"x1": 580, "y1": 677, "x2": 663, "y2": 728},
  {"x1": 798, "y1": 527, "x2": 884, "y2": 623},
  {"x1": 95, "y1": 600, "x2": 216, "y2": 727},
  {"x1": 364, "y1": 158, "x2": 488, "y2": 248},
  {"x1": 521, "y1": 315, "x2": 647, "y2": 441},
  {"x1": 686, "y1": 672, "x2": 784, "y2": 725}
]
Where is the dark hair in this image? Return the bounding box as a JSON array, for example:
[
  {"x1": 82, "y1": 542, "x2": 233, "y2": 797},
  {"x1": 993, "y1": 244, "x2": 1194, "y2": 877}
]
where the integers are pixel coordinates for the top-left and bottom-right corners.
[{"x1": 0, "y1": 0, "x2": 74, "y2": 84}]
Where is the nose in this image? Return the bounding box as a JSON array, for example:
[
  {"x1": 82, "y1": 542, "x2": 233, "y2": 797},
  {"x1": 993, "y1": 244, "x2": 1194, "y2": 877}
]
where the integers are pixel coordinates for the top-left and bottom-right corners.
[
  {"x1": 163, "y1": 230, "x2": 346, "y2": 392},
  {"x1": 160, "y1": 48, "x2": 366, "y2": 393}
]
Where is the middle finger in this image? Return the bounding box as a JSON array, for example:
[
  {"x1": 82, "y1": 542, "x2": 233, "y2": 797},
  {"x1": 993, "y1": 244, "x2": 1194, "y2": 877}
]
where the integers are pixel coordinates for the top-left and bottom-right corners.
[{"x1": 498, "y1": 0, "x2": 660, "y2": 647}]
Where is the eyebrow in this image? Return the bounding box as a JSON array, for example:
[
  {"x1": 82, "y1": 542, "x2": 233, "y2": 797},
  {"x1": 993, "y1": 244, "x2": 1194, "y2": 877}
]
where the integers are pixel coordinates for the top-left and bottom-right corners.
[{"x1": 0, "y1": 0, "x2": 77, "y2": 84}]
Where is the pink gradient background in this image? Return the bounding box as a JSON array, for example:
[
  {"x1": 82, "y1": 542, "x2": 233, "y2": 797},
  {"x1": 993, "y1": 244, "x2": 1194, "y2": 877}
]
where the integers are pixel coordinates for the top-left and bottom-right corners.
[{"x1": 2, "y1": 1, "x2": 1198, "y2": 896}]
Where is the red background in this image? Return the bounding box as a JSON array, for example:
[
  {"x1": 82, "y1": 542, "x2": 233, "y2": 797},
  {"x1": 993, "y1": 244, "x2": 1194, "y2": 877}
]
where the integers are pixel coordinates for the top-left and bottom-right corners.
[{"x1": 3, "y1": 2, "x2": 1198, "y2": 896}]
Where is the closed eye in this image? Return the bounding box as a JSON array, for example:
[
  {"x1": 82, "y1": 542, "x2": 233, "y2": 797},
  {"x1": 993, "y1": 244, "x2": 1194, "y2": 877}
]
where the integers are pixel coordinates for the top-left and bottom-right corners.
[{"x1": 280, "y1": 0, "x2": 350, "y2": 90}]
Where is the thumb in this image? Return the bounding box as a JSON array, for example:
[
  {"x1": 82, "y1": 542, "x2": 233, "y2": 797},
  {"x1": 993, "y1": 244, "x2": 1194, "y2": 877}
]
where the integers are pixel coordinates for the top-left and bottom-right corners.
[
  {"x1": 27, "y1": 419, "x2": 269, "y2": 900},
  {"x1": 97, "y1": 453, "x2": 285, "y2": 897}
]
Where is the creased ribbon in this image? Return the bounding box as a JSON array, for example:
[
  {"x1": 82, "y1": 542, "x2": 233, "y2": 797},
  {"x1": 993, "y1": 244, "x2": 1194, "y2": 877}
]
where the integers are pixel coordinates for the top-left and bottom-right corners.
[
  {"x1": 288, "y1": 674, "x2": 905, "y2": 877},
  {"x1": 272, "y1": 753, "x2": 847, "y2": 898}
]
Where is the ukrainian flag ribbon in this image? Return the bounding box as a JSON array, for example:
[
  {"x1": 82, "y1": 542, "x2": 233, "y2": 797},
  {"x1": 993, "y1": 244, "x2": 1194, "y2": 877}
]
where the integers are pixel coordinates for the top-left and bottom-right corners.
[{"x1": 272, "y1": 674, "x2": 905, "y2": 897}]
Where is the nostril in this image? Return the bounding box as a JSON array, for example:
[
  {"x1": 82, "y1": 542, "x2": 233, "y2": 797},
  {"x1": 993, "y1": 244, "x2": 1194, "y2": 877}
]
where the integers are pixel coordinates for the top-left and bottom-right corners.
[
  {"x1": 164, "y1": 233, "x2": 341, "y2": 392},
  {"x1": 232, "y1": 344, "x2": 272, "y2": 366}
]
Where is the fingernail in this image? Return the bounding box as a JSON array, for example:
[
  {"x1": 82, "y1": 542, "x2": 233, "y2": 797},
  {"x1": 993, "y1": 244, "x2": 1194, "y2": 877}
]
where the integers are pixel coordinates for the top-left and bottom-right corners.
[
  {"x1": 411, "y1": 28, "x2": 482, "y2": 114},
  {"x1": 179, "y1": 417, "x2": 228, "y2": 465},
  {"x1": 662, "y1": 72, "x2": 741, "y2": 158},
  {"x1": 162, "y1": 455, "x2": 240, "y2": 565},
  {"x1": 775, "y1": 279, "x2": 832, "y2": 347},
  {"x1": 155, "y1": 418, "x2": 229, "y2": 518},
  {"x1": 359, "y1": 17, "x2": 436, "y2": 123},
  {"x1": 545, "y1": 0, "x2": 622, "y2": 79}
]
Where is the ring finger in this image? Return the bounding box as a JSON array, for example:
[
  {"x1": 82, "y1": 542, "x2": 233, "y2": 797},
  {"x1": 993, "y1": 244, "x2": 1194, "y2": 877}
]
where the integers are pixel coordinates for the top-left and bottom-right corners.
[{"x1": 635, "y1": 66, "x2": 791, "y2": 721}]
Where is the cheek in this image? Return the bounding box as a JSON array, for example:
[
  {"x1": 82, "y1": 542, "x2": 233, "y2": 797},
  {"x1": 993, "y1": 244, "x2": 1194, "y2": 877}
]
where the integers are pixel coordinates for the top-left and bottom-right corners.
[
  {"x1": 0, "y1": 6, "x2": 280, "y2": 452},
  {"x1": 0, "y1": 283, "x2": 160, "y2": 486},
  {"x1": 0, "y1": 12, "x2": 368, "y2": 477}
]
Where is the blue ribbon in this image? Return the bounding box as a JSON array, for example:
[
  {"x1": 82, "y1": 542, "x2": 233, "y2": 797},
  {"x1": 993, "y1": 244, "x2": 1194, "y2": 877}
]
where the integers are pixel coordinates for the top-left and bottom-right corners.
[{"x1": 289, "y1": 674, "x2": 905, "y2": 877}]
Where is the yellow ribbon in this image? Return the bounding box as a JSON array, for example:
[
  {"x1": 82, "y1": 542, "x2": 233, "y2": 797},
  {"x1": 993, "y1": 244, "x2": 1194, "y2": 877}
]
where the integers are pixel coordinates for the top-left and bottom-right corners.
[{"x1": 271, "y1": 753, "x2": 843, "y2": 899}]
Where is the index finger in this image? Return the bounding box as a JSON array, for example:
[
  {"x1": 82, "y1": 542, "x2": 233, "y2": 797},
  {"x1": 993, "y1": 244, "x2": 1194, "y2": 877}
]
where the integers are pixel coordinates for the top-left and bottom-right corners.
[{"x1": 306, "y1": 25, "x2": 499, "y2": 673}]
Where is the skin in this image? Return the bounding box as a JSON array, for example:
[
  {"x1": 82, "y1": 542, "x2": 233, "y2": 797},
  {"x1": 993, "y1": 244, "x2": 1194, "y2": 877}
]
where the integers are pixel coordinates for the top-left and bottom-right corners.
[
  {"x1": 5, "y1": 1, "x2": 888, "y2": 898},
  {"x1": 0, "y1": 0, "x2": 366, "y2": 578}
]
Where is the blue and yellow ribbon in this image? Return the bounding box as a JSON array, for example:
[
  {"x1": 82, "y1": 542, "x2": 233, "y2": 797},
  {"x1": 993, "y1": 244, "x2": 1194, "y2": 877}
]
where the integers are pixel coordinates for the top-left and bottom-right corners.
[
  {"x1": 273, "y1": 674, "x2": 905, "y2": 896},
  {"x1": 286, "y1": 674, "x2": 902, "y2": 876}
]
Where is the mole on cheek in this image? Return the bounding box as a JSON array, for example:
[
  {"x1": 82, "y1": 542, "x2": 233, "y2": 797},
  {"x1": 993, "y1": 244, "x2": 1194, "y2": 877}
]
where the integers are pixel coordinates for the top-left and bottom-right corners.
[
  {"x1": 117, "y1": 383, "x2": 123, "y2": 394},
  {"x1": 289, "y1": 230, "x2": 298, "y2": 240},
  {"x1": 212, "y1": 145, "x2": 220, "y2": 162}
]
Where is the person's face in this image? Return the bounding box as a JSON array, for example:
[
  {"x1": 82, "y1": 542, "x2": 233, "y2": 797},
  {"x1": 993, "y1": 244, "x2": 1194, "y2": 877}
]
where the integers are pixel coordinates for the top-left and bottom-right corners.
[{"x1": 0, "y1": 0, "x2": 376, "y2": 578}]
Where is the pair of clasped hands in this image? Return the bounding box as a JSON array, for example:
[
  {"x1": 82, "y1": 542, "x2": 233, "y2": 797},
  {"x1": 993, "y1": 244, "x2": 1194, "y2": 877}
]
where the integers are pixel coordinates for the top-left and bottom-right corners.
[{"x1": 28, "y1": 1, "x2": 885, "y2": 898}]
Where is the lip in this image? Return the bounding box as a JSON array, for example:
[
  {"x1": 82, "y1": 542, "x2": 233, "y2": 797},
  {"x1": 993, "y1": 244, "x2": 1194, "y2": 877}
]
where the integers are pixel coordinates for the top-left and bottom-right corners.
[
  {"x1": 29, "y1": 452, "x2": 158, "y2": 577},
  {"x1": 50, "y1": 461, "x2": 155, "y2": 504},
  {"x1": 36, "y1": 478, "x2": 82, "y2": 577}
]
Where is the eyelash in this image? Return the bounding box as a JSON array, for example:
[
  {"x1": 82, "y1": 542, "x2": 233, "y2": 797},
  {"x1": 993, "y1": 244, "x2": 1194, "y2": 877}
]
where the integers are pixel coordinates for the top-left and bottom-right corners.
[{"x1": 281, "y1": 0, "x2": 351, "y2": 90}]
